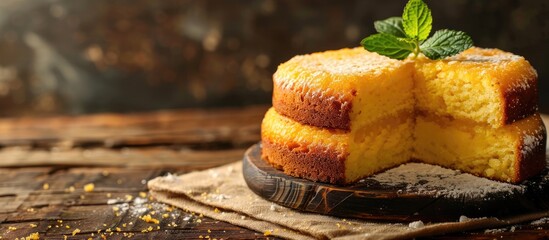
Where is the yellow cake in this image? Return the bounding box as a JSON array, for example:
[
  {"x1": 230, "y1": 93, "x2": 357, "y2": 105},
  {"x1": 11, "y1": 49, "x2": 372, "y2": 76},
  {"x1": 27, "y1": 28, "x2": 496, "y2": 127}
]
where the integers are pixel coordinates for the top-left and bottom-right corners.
[{"x1": 262, "y1": 47, "x2": 547, "y2": 184}]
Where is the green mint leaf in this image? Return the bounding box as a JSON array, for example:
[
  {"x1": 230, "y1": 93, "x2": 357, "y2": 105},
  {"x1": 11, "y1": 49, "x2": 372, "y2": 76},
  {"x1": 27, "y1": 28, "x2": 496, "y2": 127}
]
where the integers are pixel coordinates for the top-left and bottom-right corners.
[
  {"x1": 420, "y1": 29, "x2": 473, "y2": 59},
  {"x1": 374, "y1": 17, "x2": 407, "y2": 38},
  {"x1": 402, "y1": 0, "x2": 432, "y2": 41},
  {"x1": 361, "y1": 33, "x2": 415, "y2": 60}
]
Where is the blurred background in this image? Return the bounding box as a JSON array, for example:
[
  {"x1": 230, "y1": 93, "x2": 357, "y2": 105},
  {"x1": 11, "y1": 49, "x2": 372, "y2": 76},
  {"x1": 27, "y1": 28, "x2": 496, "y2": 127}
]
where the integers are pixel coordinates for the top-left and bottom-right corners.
[{"x1": 0, "y1": 0, "x2": 547, "y2": 117}]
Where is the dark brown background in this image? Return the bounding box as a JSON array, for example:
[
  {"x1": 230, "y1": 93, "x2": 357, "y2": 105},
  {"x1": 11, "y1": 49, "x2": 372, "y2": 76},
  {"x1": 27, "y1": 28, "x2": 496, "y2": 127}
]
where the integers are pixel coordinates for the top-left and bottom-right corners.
[{"x1": 0, "y1": 0, "x2": 547, "y2": 117}]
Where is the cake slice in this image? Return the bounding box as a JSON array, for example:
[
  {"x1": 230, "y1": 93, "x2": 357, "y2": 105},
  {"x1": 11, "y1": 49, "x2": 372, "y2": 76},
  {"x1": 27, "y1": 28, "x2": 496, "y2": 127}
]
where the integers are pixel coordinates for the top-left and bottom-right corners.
[{"x1": 414, "y1": 48, "x2": 539, "y2": 127}]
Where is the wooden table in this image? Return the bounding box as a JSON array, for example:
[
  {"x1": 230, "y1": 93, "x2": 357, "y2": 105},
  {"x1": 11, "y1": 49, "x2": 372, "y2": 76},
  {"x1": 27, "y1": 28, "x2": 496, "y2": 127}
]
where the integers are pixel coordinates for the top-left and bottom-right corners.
[{"x1": 0, "y1": 105, "x2": 547, "y2": 239}]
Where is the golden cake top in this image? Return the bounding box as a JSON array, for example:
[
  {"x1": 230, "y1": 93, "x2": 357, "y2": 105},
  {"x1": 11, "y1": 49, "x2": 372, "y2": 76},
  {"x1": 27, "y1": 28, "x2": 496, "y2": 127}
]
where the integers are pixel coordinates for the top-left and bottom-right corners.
[
  {"x1": 441, "y1": 47, "x2": 537, "y2": 92},
  {"x1": 274, "y1": 47, "x2": 413, "y2": 99}
]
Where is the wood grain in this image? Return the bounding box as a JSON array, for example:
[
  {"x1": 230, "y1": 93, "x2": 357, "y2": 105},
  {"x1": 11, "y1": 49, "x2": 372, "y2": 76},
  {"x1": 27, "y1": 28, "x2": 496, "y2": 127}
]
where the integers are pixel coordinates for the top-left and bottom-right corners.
[{"x1": 0, "y1": 105, "x2": 268, "y2": 148}]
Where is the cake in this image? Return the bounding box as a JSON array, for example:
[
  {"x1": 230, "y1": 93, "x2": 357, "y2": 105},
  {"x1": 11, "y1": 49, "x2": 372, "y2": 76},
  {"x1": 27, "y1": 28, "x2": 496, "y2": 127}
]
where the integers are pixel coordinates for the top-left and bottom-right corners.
[{"x1": 261, "y1": 47, "x2": 547, "y2": 184}]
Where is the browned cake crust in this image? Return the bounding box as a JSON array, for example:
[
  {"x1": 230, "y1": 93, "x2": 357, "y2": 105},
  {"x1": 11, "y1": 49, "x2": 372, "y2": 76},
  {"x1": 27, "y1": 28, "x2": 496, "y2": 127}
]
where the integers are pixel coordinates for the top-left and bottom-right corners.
[
  {"x1": 261, "y1": 139, "x2": 348, "y2": 184},
  {"x1": 515, "y1": 127, "x2": 547, "y2": 182},
  {"x1": 272, "y1": 82, "x2": 354, "y2": 131},
  {"x1": 502, "y1": 78, "x2": 539, "y2": 125}
]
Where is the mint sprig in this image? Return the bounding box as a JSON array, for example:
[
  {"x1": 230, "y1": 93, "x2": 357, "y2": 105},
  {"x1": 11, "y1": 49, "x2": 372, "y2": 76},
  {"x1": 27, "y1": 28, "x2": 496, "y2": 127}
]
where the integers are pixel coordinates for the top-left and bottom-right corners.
[
  {"x1": 374, "y1": 17, "x2": 407, "y2": 38},
  {"x1": 361, "y1": 0, "x2": 473, "y2": 60},
  {"x1": 360, "y1": 34, "x2": 415, "y2": 60}
]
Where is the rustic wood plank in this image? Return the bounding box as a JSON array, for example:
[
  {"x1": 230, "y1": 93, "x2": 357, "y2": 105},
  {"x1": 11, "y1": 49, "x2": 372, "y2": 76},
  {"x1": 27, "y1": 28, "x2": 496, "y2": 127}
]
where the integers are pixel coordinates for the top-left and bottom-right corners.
[
  {"x1": 0, "y1": 167, "x2": 278, "y2": 239},
  {"x1": 0, "y1": 105, "x2": 268, "y2": 148},
  {"x1": 0, "y1": 147, "x2": 245, "y2": 168}
]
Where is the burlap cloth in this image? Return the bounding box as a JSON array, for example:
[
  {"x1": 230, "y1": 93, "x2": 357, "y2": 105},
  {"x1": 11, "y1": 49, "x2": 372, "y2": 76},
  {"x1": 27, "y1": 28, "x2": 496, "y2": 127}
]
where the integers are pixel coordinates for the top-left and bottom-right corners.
[{"x1": 148, "y1": 161, "x2": 549, "y2": 240}]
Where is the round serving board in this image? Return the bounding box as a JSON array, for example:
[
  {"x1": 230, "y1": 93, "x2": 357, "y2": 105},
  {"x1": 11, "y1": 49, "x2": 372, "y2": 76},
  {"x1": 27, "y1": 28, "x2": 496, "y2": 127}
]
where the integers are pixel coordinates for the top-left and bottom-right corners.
[{"x1": 243, "y1": 143, "x2": 549, "y2": 222}]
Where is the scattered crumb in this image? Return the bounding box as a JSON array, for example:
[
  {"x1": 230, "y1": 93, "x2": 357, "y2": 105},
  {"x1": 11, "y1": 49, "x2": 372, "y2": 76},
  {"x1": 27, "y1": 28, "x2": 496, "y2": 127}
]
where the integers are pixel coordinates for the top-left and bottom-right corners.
[
  {"x1": 29, "y1": 224, "x2": 37, "y2": 228},
  {"x1": 139, "y1": 192, "x2": 147, "y2": 198},
  {"x1": 264, "y1": 230, "x2": 272, "y2": 236},
  {"x1": 269, "y1": 204, "x2": 278, "y2": 212},
  {"x1": 125, "y1": 195, "x2": 133, "y2": 201},
  {"x1": 8, "y1": 226, "x2": 17, "y2": 231},
  {"x1": 72, "y1": 228, "x2": 81, "y2": 236},
  {"x1": 459, "y1": 215, "x2": 470, "y2": 222},
  {"x1": 140, "y1": 214, "x2": 160, "y2": 224},
  {"x1": 84, "y1": 183, "x2": 95, "y2": 192},
  {"x1": 66, "y1": 186, "x2": 75, "y2": 193},
  {"x1": 43, "y1": 183, "x2": 50, "y2": 190},
  {"x1": 408, "y1": 220, "x2": 424, "y2": 229},
  {"x1": 214, "y1": 208, "x2": 220, "y2": 213},
  {"x1": 21, "y1": 232, "x2": 39, "y2": 240}
]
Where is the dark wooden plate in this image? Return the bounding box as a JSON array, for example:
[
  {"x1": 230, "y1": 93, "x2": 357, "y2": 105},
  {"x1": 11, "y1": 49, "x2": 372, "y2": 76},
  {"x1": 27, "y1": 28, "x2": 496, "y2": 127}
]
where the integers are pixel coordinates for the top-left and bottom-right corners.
[{"x1": 243, "y1": 143, "x2": 549, "y2": 222}]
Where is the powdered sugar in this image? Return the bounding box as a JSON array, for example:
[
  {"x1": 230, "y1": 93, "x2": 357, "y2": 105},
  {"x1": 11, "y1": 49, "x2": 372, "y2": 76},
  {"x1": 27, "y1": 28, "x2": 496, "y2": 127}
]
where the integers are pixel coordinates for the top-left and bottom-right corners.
[
  {"x1": 364, "y1": 163, "x2": 525, "y2": 199},
  {"x1": 522, "y1": 132, "x2": 544, "y2": 156}
]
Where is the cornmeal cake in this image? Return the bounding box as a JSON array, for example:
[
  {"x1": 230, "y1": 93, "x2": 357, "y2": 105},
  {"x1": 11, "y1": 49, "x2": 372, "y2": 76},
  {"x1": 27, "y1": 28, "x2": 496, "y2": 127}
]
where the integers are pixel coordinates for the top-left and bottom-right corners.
[{"x1": 262, "y1": 47, "x2": 546, "y2": 184}]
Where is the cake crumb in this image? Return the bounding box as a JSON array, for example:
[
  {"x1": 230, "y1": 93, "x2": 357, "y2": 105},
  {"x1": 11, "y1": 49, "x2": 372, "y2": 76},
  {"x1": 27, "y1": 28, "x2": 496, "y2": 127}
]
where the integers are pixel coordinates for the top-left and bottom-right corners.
[
  {"x1": 408, "y1": 220, "x2": 424, "y2": 229},
  {"x1": 125, "y1": 194, "x2": 133, "y2": 201},
  {"x1": 72, "y1": 228, "x2": 81, "y2": 236},
  {"x1": 140, "y1": 214, "x2": 160, "y2": 224},
  {"x1": 84, "y1": 183, "x2": 95, "y2": 192},
  {"x1": 264, "y1": 230, "x2": 272, "y2": 236},
  {"x1": 459, "y1": 215, "x2": 470, "y2": 222},
  {"x1": 65, "y1": 186, "x2": 75, "y2": 193},
  {"x1": 43, "y1": 183, "x2": 50, "y2": 190},
  {"x1": 21, "y1": 232, "x2": 39, "y2": 240}
]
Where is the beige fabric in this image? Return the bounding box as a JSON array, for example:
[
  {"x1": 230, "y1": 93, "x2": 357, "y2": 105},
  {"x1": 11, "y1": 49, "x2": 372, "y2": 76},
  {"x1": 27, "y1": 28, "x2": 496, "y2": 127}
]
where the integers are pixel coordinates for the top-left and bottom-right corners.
[{"x1": 148, "y1": 161, "x2": 549, "y2": 240}]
